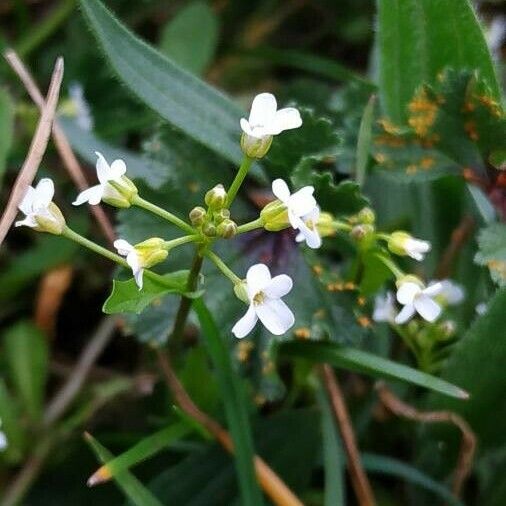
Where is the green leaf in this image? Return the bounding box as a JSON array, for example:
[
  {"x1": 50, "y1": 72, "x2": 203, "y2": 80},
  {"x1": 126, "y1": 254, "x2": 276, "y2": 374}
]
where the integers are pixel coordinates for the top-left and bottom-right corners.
[
  {"x1": 362, "y1": 453, "x2": 463, "y2": 506},
  {"x1": 0, "y1": 87, "x2": 14, "y2": 187},
  {"x1": 160, "y1": 1, "x2": 218, "y2": 76},
  {"x1": 277, "y1": 341, "x2": 468, "y2": 399},
  {"x1": 2, "y1": 322, "x2": 48, "y2": 421},
  {"x1": 355, "y1": 94, "x2": 376, "y2": 186},
  {"x1": 79, "y1": 0, "x2": 244, "y2": 164},
  {"x1": 192, "y1": 298, "x2": 264, "y2": 506},
  {"x1": 85, "y1": 433, "x2": 164, "y2": 506},
  {"x1": 377, "y1": 0, "x2": 501, "y2": 124},
  {"x1": 0, "y1": 379, "x2": 24, "y2": 463},
  {"x1": 475, "y1": 222, "x2": 506, "y2": 286},
  {"x1": 103, "y1": 270, "x2": 192, "y2": 314},
  {"x1": 427, "y1": 287, "x2": 506, "y2": 449},
  {"x1": 89, "y1": 423, "x2": 190, "y2": 484}
]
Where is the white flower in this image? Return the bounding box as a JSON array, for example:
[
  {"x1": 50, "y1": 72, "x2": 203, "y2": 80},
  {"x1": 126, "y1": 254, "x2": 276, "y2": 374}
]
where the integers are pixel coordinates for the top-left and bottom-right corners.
[
  {"x1": 388, "y1": 231, "x2": 431, "y2": 261},
  {"x1": 271, "y1": 178, "x2": 321, "y2": 248},
  {"x1": 69, "y1": 82, "x2": 93, "y2": 131},
  {"x1": 395, "y1": 281, "x2": 444, "y2": 324},
  {"x1": 430, "y1": 279, "x2": 465, "y2": 305},
  {"x1": 373, "y1": 292, "x2": 397, "y2": 323},
  {"x1": 475, "y1": 302, "x2": 487, "y2": 315},
  {"x1": 0, "y1": 418, "x2": 7, "y2": 452},
  {"x1": 15, "y1": 178, "x2": 65, "y2": 234},
  {"x1": 232, "y1": 264, "x2": 295, "y2": 338},
  {"x1": 73, "y1": 152, "x2": 127, "y2": 206},
  {"x1": 295, "y1": 207, "x2": 322, "y2": 249},
  {"x1": 114, "y1": 239, "x2": 144, "y2": 290},
  {"x1": 240, "y1": 93, "x2": 302, "y2": 139}
]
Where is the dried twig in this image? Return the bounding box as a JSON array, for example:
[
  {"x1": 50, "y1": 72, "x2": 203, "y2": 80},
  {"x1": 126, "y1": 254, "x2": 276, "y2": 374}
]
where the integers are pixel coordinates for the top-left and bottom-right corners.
[
  {"x1": 320, "y1": 365, "x2": 376, "y2": 506},
  {"x1": 156, "y1": 349, "x2": 304, "y2": 506},
  {"x1": 43, "y1": 317, "x2": 117, "y2": 426},
  {"x1": 0, "y1": 56, "x2": 63, "y2": 247},
  {"x1": 4, "y1": 49, "x2": 116, "y2": 245},
  {"x1": 376, "y1": 382, "x2": 476, "y2": 498}
]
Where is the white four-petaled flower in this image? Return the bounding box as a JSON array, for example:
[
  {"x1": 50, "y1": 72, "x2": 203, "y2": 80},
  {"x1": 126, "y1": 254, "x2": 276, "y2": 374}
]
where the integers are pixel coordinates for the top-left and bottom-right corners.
[
  {"x1": 69, "y1": 82, "x2": 94, "y2": 131},
  {"x1": 372, "y1": 292, "x2": 397, "y2": 323},
  {"x1": 114, "y1": 239, "x2": 144, "y2": 290},
  {"x1": 15, "y1": 178, "x2": 64, "y2": 234},
  {"x1": 430, "y1": 279, "x2": 465, "y2": 305},
  {"x1": 232, "y1": 264, "x2": 295, "y2": 338},
  {"x1": 403, "y1": 237, "x2": 431, "y2": 261},
  {"x1": 395, "y1": 281, "x2": 443, "y2": 324},
  {"x1": 272, "y1": 178, "x2": 321, "y2": 249},
  {"x1": 240, "y1": 93, "x2": 302, "y2": 139},
  {"x1": 73, "y1": 152, "x2": 126, "y2": 206}
]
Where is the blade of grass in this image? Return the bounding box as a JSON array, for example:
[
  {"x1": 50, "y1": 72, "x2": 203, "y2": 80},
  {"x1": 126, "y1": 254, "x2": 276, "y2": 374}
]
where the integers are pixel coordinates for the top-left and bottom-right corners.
[
  {"x1": 277, "y1": 341, "x2": 468, "y2": 399},
  {"x1": 84, "y1": 432, "x2": 164, "y2": 506},
  {"x1": 192, "y1": 298, "x2": 264, "y2": 506},
  {"x1": 355, "y1": 95, "x2": 376, "y2": 187},
  {"x1": 88, "y1": 422, "x2": 190, "y2": 486}
]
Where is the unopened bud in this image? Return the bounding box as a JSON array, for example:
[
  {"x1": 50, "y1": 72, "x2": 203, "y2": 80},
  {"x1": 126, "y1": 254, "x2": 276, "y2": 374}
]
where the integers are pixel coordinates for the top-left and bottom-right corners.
[
  {"x1": 202, "y1": 222, "x2": 217, "y2": 237},
  {"x1": 350, "y1": 224, "x2": 374, "y2": 241},
  {"x1": 105, "y1": 176, "x2": 138, "y2": 208},
  {"x1": 205, "y1": 184, "x2": 227, "y2": 209},
  {"x1": 189, "y1": 206, "x2": 206, "y2": 226},
  {"x1": 35, "y1": 202, "x2": 66, "y2": 235},
  {"x1": 357, "y1": 207, "x2": 375, "y2": 225},
  {"x1": 260, "y1": 200, "x2": 289, "y2": 231},
  {"x1": 217, "y1": 219, "x2": 237, "y2": 238},
  {"x1": 234, "y1": 281, "x2": 249, "y2": 303},
  {"x1": 214, "y1": 208, "x2": 231, "y2": 224},
  {"x1": 438, "y1": 320, "x2": 457, "y2": 339},
  {"x1": 240, "y1": 133, "x2": 272, "y2": 159},
  {"x1": 135, "y1": 237, "x2": 168, "y2": 268}
]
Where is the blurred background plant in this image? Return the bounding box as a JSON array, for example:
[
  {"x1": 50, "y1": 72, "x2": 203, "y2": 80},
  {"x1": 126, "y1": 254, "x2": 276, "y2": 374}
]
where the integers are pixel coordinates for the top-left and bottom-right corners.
[{"x1": 0, "y1": 0, "x2": 505, "y2": 505}]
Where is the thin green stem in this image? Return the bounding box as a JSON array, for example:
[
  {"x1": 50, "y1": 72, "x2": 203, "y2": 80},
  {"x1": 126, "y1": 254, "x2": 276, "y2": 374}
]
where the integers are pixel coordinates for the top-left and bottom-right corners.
[
  {"x1": 205, "y1": 250, "x2": 242, "y2": 285},
  {"x1": 164, "y1": 235, "x2": 201, "y2": 250},
  {"x1": 236, "y1": 217, "x2": 264, "y2": 234},
  {"x1": 376, "y1": 233, "x2": 391, "y2": 242},
  {"x1": 226, "y1": 156, "x2": 253, "y2": 208},
  {"x1": 133, "y1": 195, "x2": 195, "y2": 234},
  {"x1": 375, "y1": 253, "x2": 405, "y2": 280},
  {"x1": 334, "y1": 221, "x2": 352, "y2": 232},
  {"x1": 62, "y1": 226, "x2": 128, "y2": 267}
]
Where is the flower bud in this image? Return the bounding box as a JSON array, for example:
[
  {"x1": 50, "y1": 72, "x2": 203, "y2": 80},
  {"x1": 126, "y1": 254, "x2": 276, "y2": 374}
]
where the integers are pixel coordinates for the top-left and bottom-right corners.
[
  {"x1": 260, "y1": 200, "x2": 289, "y2": 231},
  {"x1": 202, "y1": 222, "x2": 217, "y2": 237},
  {"x1": 357, "y1": 207, "x2": 375, "y2": 225},
  {"x1": 213, "y1": 208, "x2": 231, "y2": 224},
  {"x1": 350, "y1": 224, "x2": 374, "y2": 241},
  {"x1": 217, "y1": 219, "x2": 237, "y2": 238},
  {"x1": 388, "y1": 231, "x2": 431, "y2": 261},
  {"x1": 317, "y1": 212, "x2": 336, "y2": 238},
  {"x1": 105, "y1": 176, "x2": 138, "y2": 208},
  {"x1": 233, "y1": 280, "x2": 249, "y2": 303},
  {"x1": 189, "y1": 206, "x2": 206, "y2": 226},
  {"x1": 240, "y1": 133, "x2": 273, "y2": 159},
  {"x1": 135, "y1": 237, "x2": 168, "y2": 268},
  {"x1": 396, "y1": 274, "x2": 424, "y2": 289},
  {"x1": 205, "y1": 184, "x2": 227, "y2": 209},
  {"x1": 34, "y1": 202, "x2": 66, "y2": 235},
  {"x1": 438, "y1": 320, "x2": 457, "y2": 340}
]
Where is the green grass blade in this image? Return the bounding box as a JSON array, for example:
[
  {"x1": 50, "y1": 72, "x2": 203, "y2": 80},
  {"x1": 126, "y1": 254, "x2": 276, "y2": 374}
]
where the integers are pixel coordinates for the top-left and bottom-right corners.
[
  {"x1": 193, "y1": 298, "x2": 264, "y2": 506},
  {"x1": 355, "y1": 95, "x2": 376, "y2": 187},
  {"x1": 79, "y1": 0, "x2": 243, "y2": 165},
  {"x1": 88, "y1": 423, "x2": 190, "y2": 486},
  {"x1": 84, "y1": 433, "x2": 164, "y2": 506},
  {"x1": 277, "y1": 341, "x2": 468, "y2": 399},
  {"x1": 0, "y1": 87, "x2": 14, "y2": 189},
  {"x1": 362, "y1": 453, "x2": 463, "y2": 506}
]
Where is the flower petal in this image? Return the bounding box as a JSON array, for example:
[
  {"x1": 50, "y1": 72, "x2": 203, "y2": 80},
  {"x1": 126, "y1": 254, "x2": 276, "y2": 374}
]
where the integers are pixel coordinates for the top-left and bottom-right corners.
[
  {"x1": 18, "y1": 186, "x2": 36, "y2": 215},
  {"x1": 396, "y1": 282, "x2": 421, "y2": 305},
  {"x1": 246, "y1": 263, "x2": 272, "y2": 298},
  {"x1": 256, "y1": 298, "x2": 295, "y2": 335},
  {"x1": 95, "y1": 151, "x2": 112, "y2": 184},
  {"x1": 15, "y1": 215, "x2": 37, "y2": 228},
  {"x1": 248, "y1": 93, "x2": 277, "y2": 127},
  {"x1": 114, "y1": 239, "x2": 134, "y2": 256},
  {"x1": 134, "y1": 268, "x2": 144, "y2": 290},
  {"x1": 395, "y1": 304, "x2": 416, "y2": 324},
  {"x1": 35, "y1": 178, "x2": 55, "y2": 205},
  {"x1": 423, "y1": 281, "x2": 444, "y2": 297},
  {"x1": 288, "y1": 186, "x2": 316, "y2": 217},
  {"x1": 72, "y1": 185, "x2": 104, "y2": 206},
  {"x1": 108, "y1": 159, "x2": 127, "y2": 181},
  {"x1": 414, "y1": 294, "x2": 442, "y2": 322},
  {"x1": 264, "y1": 274, "x2": 293, "y2": 298},
  {"x1": 296, "y1": 218, "x2": 321, "y2": 249},
  {"x1": 272, "y1": 178, "x2": 291, "y2": 203},
  {"x1": 268, "y1": 107, "x2": 302, "y2": 135},
  {"x1": 240, "y1": 118, "x2": 254, "y2": 137},
  {"x1": 232, "y1": 305, "x2": 258, "y2": 338}
]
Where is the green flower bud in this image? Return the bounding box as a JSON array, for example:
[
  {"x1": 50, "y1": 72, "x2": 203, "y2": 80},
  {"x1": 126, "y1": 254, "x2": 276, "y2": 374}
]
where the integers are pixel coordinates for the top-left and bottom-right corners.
[
  {"x1": 202, "y1": 222, "x2": 217, "y2": 237},
  {"x1": 234, "y1": 280, "x2": 249, "y2": 303},
  {"x1": 189, "y1": 206, "x2": 206, "y2": 226},
  {"x1": 260, "y1": 200, "x2": 289, "y2": 231},
  {"x1": 205, "y1": 184, "x2": 227, "y2": 209},
  {"x1": 34, "y1": 202, "x2": 66, "y2": 235},
  {"x1": 350, "y1": 224, "x2": 374, "y2": 241},
  {"x1": 388, "y1": 231, "x2": 431, "y2": 261},
  {"x1": 217, "y1": 219, "x2": 237, "y2": 238},
  {"x1": 317, "y1": 212, "x2": 336, "y2": 238},
  {"x1": 438, "y1": 320, "x2": 457, "y2": 340},
  {"x1": 357, "y1": 207, "x2": 375, "y2": 225},
  {"x1": 135, "y1": 237, "x2": 168, "y2": 268},
  {"x1": 213, "y1": 208, "x2": 231, "y2": 224},
  {"x1": 105, "y1": 176, "x2": 138, "y2": 208},
  {"x1": 240, "y1": 133, "x2": 273, "y2": 159}
]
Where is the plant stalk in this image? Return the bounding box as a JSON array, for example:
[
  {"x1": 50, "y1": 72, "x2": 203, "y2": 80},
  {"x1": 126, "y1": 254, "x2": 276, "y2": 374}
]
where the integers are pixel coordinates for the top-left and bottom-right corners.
[{"x1": 226, "y1": 156, "x2": 253, "y2": 207}]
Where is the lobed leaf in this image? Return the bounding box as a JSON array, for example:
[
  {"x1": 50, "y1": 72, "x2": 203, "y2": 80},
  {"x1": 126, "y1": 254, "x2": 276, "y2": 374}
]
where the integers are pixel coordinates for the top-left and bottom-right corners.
[{"x1": 475, "y1": 222, "x2": 506, "y2": 286}]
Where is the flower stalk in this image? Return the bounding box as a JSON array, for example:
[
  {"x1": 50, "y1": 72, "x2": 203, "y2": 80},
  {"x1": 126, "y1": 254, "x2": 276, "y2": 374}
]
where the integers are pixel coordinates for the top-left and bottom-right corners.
[{"x1": 226, "y1": 156, "x2": 253, "y2": 208}]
